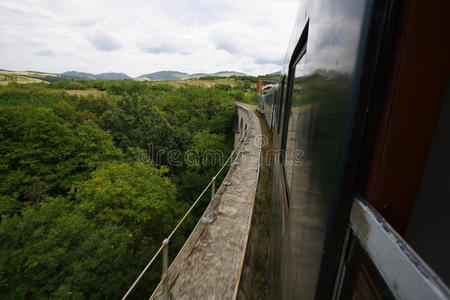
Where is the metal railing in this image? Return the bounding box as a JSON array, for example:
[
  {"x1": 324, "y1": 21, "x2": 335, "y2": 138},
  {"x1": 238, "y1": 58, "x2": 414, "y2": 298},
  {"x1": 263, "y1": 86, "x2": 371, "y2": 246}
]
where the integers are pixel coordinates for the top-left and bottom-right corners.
[{"x1": 122, "y1": 106, "x2": 253, "y2": 300}]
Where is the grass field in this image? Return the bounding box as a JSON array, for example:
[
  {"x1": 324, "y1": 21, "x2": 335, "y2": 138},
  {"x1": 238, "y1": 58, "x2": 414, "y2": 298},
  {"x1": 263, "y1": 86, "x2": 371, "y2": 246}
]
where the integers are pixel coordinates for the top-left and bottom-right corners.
[
  {"x1": 163, "y1": 78, "x2": 256, "y2": 89},
  {"x1": 0, "y1": 70, "x2": 59, "y2": 85},
  {"x1": 0, "y1": 74, "x2": 44, "y2": 85},
  {"x1": 162, "y1": 78, "x2": 234, "y2": 87},
  {"x1": 64, "y1": 89, "x2": 106, "y2": 96}
]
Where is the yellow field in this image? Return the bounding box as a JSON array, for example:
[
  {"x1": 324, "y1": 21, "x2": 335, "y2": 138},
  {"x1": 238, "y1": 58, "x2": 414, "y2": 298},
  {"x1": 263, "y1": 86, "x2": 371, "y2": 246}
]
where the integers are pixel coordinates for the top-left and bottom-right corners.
[
  {"x1": 134, "y1": 77, "x2": 152, "y2": 82},
  {"x1": 0, "y1": 70, "x2": 58, "y2": 85},
  {"x1": 65, "y1": 89, "x2": 106, "y2": 96},
  {"x1": 161, "y1": 78, "x2": 256, "y2": 89},
  {"x1": 0, "y1": 73, "x2": 44, "y2": 84},
  {"x1": 161, "y1": 78, "x2": 233, "y2": 87}
]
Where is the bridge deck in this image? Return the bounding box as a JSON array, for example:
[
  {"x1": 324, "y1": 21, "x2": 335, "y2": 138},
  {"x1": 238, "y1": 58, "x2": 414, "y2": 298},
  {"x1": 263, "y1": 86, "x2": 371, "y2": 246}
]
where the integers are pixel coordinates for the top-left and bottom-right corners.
[{"x1": 152, "y1": 105, "x2": 261, "y2": 299}]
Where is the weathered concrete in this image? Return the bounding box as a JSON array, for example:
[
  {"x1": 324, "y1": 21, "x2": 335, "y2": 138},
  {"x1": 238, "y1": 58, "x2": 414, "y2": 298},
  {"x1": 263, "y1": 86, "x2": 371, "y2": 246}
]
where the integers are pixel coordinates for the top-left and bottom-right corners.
[
  {"x1": 235, "y1": 105, "x2": 252, "y2": 145},
  {"x1": 151, "y1": 104, "x2": 261, "y2": 300}
]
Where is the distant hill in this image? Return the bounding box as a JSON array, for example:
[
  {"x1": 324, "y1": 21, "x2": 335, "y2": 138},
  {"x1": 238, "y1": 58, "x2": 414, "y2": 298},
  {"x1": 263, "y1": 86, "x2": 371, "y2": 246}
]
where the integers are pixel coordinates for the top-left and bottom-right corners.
[
  {"x1": 192, "y1": 73, "x2": 208, "y2": 77},
  {"x1": 61, "y1": 71, "x2": 131, "y2": 80},
  {"x1": 1, "y1": 69, "x2": 248, "y2": 83},
  {"x1": 61, "y1": 71, "x2": 96, "y2": 80},
  {"x1": 95, "y1": 72, "x2": 131, "y2": 80},
  {"x1": 268, "y1": 71, "x2": 281, "y2": 76},
  {"x1": 138, "y1": 70, "x2": 247, "y2": 81},
  {"x1": 61, "y1": 71, "x2": 93, "y2": 78},
  {"x1": 139, "y1": 71, "x2": 192, "y2": 81},
  {"x1": 211, "y1": 71, "x2": 246, "y2": 77}
]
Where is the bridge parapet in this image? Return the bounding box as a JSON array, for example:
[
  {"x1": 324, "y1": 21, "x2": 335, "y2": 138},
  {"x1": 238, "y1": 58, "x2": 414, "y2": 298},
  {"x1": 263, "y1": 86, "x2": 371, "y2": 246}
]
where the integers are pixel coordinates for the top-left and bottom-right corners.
[
  {"x1": 155, "y1": 104, "x2": 261, "y2": 299},
  {"x1": 235, "y1": 105, "x2": 252, "y2": 145},
  {"x1": 122, "y1": 104, "x2": 262, "y2": 300}
]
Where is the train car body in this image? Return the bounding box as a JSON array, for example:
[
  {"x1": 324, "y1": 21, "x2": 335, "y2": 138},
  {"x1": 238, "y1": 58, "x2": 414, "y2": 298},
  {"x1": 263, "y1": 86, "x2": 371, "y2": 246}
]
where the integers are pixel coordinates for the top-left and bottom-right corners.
[
  {"x1": 258, "y1": 84, "x2": 279, "y2": 130},
  {"x1": 265, "y1": 0, "x2": 450, "y2": 299}
]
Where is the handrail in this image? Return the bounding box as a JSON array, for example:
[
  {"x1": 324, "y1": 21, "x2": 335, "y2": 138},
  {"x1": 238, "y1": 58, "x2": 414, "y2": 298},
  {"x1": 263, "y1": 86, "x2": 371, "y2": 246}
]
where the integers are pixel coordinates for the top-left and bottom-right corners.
[
  {"x1": 122, "y1": 105, "x2": 253, "y2": 299},
  {"x1": 122, "y1": 244, "x2": 165, "y2": 299}
]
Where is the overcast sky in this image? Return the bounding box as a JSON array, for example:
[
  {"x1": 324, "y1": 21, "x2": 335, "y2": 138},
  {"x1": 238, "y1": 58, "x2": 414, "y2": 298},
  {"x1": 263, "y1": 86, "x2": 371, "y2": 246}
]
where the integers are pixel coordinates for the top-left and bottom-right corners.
[{"x1": 0, "y1": 0, "x2": 299, "y2": 77}]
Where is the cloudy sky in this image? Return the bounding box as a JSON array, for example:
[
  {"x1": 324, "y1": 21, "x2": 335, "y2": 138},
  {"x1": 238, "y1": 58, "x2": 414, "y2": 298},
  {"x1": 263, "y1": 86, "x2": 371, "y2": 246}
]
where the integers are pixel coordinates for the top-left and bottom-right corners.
[{"x1": 0, "y1": 0, "x2": 299, "y2": 77}]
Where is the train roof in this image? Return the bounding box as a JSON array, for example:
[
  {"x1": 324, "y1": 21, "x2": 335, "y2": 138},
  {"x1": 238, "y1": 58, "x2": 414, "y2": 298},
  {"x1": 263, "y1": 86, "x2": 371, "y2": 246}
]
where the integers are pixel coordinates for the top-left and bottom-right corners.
[{"x1": 260, "y1": 84, "x2": 279, "y2": 95}]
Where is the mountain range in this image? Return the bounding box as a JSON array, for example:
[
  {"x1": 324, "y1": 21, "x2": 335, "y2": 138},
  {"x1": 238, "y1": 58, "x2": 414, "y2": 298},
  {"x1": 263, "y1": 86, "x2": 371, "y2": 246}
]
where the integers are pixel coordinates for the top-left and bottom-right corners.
[
  {"x1": 137, "y1": 70, "x2": 246, "y2": 81},
  {"x1": 0, "y1": 69, "x2": 249, "y2": 84},
  {"x1": 61, "y1": 71, "x2": 132, "y2": 80},
  {"x1": 59, "y1": 70, "x2": 246, "y2": 81}
]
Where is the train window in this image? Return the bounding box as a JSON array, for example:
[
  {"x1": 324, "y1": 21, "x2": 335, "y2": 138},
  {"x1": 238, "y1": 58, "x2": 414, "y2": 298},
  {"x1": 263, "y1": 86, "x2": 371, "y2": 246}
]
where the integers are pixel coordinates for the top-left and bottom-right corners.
[
  {"x1": 284, "y1": 46, "x2": 307, "y2": 193},
  {"x1": 281, "y1": 20, "x2": 308, "y2": 194},
  {"x1": 277, "y1": 77, "x2": 286, "y2": 135}
]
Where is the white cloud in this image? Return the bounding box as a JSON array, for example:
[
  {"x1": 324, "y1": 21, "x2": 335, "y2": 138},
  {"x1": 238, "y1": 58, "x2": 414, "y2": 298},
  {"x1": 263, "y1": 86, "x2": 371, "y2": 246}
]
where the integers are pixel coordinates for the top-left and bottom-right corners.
[
  {"x1": 33, "y1": 49, "x2": 55, "y2": 56},
  {"x1": 87, "y1": 31, "x2": 122, "y2": 51},
  {"x1": 0, "y1": 0, "x2": 298, "y2": 77}
]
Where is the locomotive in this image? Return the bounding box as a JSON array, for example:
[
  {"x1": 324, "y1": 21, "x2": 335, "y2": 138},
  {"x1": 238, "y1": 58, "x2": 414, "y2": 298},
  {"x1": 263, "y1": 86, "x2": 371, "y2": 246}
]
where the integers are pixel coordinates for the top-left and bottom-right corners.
[{"x1": 259, "y1": 0, "x2": 450, "y2": 298}]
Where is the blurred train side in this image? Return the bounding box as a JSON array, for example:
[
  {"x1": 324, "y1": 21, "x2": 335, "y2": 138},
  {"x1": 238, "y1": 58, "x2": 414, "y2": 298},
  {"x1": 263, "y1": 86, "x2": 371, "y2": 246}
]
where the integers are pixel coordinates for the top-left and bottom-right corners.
[{"x1": 259, "y1": 0, "x2": 450, "y2": 299}]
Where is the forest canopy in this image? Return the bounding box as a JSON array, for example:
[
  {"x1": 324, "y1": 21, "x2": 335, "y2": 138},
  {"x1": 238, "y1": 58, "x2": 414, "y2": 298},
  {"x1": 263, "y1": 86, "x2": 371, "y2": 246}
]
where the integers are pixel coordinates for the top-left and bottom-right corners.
[{"x1": 0, "y1": 79, "x2": 247, "y2": 298}]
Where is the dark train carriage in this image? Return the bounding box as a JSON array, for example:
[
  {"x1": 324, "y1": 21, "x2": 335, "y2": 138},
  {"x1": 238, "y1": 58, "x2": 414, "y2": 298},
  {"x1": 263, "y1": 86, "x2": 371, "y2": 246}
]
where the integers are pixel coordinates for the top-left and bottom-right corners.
[
  {"x1": 267, "y1": 0, "x2": 450, "y2": 299},
  {"x1": 258, "y1": 84, "x2": 279, "y2": 130}
]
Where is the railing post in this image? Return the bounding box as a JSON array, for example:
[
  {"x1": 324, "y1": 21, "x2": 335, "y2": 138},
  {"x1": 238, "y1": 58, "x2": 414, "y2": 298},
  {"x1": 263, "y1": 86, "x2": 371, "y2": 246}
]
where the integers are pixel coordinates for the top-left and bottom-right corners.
[
  {"x1": 233, "y1": 148, "x2": 241, "y2": 166},
  {"x1": 201, "y1": 176, "x2": 216, "y2": 224},
  {"x1": 211, "y1": 176, "x2": 216, "y2": 202},
  {"x1": 161, "y1": 238, "x2": 169, "y2": 300}
]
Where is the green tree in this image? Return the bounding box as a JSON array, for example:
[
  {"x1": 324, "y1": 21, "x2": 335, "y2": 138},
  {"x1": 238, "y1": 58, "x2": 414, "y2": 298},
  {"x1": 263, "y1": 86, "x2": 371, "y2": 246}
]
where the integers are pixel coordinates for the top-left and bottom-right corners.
[
  {"x1": 73, "y1": 161, "x2": 184, "y2": 242},
  {"x1": 0, "y1": 106, "x2": 122, "y2": 214},
  {"x1": 0, "y1": 197, "x2": 134, "y2": 299},
  {"x1": 0, "y1": 81, "x2": 236, "y2": 298},
  {"x1": 75, "y1": 95, "x2": 116, "y2": 120},
  {"x1": 100, "y1": 95, "x2": 182, "y2": 163},
  {"x1": 0, "y1": 161, "x2": 184, "y2": 299},
  {"x1": 0, "y1": 83, "x2": 77, "y2": 108}
]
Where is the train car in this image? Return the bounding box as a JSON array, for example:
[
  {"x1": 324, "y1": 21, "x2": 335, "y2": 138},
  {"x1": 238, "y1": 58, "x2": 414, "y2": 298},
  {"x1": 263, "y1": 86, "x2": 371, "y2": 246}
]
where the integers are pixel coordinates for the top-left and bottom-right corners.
[
  {"x1": 267, "y1": 0, "x2": 450, "y2": 299},
  {"x1": 258, "y1": 84, "x2": 279, "y2": 130}
]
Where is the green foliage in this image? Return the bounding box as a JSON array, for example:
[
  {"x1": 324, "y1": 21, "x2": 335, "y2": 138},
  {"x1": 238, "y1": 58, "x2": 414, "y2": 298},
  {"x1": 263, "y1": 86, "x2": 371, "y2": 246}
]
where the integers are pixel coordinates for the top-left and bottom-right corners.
[
  {"x1": 242, "y1": 92, "x2": 258, "y2": 104},
  {"x1": 230, "y1": 75, "x2": 257, "y2": 82},
  {"x1": 74, "y1": 161, "x2": 184, "y2": 241},
  {"x1": 228, "y1": 89, "x2": 245, "y2": 101},
  {"x1": 234, "y1": 81, "x2": 251, "y2": 91},
  {"x1": 155, "y1": 86, "x2": 235, "y2": 132},
  {"x1": 0, "y1": 79, "x2": 236, "y2": 298},
  {"x1": 75, "y1": 95, "x2": 116, "y2": 120},
  {"x1": 0, "y1": 197, "x2": 134, "y2": 299},
  {"x1": 48, "y1": 81, "x2": 88, "y2": 90},
  {"x1": 100, "y1": 95, "x2": 180, "y2": 160},
  {"x1": 0, "y1": 162, "x2": 183, "y2": 299},
  {"x1": 0, "y1": 106, "x2": 122, "y2": 214},
  {"x1": 186, "y1": 132, "x2": 226, "y2": 170},
  {"x1": 197, "y1": 75, "x2": 223, "y2": 80},
  {"x1": 0, "y1": 83, "x2": 77, "y2": 107},
  {"x1": 215, "y1": 84, "x2": 231, "y2": 91}
]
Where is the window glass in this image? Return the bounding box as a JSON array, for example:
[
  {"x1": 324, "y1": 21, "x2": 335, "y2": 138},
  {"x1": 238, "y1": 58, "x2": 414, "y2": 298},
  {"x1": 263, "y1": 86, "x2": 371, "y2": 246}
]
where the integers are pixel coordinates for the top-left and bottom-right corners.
[
  {"x1": 277, "y1": 77, "x2": 286, "y2": 134},
  {"x1": 285, "y1": 53, "x2": 310, "y2": 193}
]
